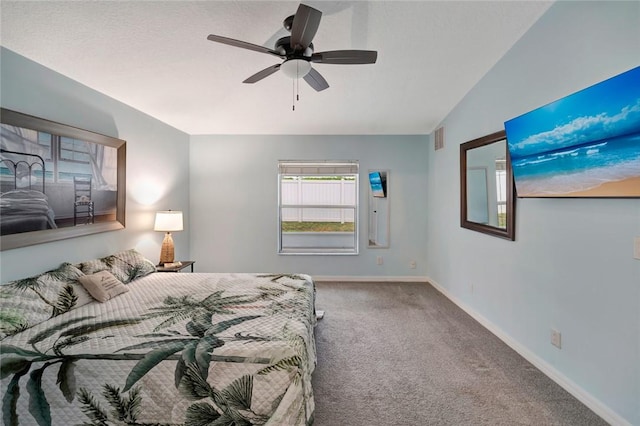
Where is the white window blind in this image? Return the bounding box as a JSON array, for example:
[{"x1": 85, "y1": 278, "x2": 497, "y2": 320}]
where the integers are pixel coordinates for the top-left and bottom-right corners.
[{"x1": 278, "y1": 161, "x2": 359, "y2": 176}]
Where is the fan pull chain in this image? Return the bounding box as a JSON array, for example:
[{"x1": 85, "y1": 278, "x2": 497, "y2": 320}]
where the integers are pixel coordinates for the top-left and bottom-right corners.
[
  {"x1": 292, "y1": 62, "x2": 301, "y2": 111},
  {"x1": 297, "y1": 61, "x2": 300, "y2": 102},
  {"x1": 292, "y1": 79, "x2": 295, "y2": 111}
]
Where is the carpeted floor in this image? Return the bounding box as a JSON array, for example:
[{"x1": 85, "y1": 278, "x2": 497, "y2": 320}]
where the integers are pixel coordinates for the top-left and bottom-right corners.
[{"x1": 311, "y1": 281, "x2": 608, "y2": 426}]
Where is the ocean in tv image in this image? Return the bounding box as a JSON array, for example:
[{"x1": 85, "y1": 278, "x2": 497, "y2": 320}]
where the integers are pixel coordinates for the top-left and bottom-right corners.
[
  {"x1": 369, "y1": 172, "x2": 385, "y2": 197},
  {"x1": 504, "y1": 66, "x2": 640, "y2": 197}
]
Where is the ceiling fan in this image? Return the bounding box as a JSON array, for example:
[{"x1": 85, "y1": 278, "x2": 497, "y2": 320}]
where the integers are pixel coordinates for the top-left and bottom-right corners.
[{"x1": 207, "y1": 3, "x2": 377, "y2": 92}]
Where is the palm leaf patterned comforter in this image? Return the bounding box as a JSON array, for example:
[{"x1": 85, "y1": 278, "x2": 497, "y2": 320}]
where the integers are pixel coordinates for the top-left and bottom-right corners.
[{"x1": 0, "y1": 272, "x2": 316, "y2": 425}]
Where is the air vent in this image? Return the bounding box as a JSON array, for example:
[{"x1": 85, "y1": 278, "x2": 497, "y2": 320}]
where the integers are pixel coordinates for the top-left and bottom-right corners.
[{"x1": 434, "y1": 126, "x2": 444, "y2": 151}]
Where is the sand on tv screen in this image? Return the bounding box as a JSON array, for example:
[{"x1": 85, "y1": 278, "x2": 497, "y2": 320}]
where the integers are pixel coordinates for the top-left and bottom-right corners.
[{"x1": 504, "y1": 66, "x2": 640, "y2": 198}]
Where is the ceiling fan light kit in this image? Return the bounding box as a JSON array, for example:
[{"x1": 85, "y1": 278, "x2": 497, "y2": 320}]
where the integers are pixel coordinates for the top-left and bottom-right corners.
[
  {"x1": 207, "y1": 2, "x2": 377, "y2": 98},
  {"x1": 281, "y1": 59, "x2": 311, "y2": 79}
]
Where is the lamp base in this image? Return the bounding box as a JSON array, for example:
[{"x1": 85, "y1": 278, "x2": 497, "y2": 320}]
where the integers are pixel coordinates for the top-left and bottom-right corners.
[{"x1": 159, "y1": 232, "x2": 175, "y2": 265}]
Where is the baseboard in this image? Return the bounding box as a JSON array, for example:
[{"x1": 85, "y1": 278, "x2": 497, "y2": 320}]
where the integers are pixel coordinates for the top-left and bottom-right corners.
[
  {"x1": 426, "y1": 276, "x2": 630, "y2": 426},
  {"x1": 312, "y1": 275, "x2": 429, "y2": 283}
]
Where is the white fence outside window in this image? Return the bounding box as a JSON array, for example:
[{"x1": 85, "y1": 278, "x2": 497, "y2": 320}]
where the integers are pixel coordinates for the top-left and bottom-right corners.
[{"x1": 280, "y1": 179, "x2": 356, "y2": 223}]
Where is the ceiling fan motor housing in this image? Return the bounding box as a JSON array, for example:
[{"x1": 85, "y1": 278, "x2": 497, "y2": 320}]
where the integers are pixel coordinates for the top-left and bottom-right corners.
[
  {"x1": 206, "y1": 3, "x2": 377, "y2": 92},
  {"x1": 275, "y1": 36, "x2": 314, "y2": 58},
  {"x1": 283, "y1": 15, "x2": 295, "y2": 31}
]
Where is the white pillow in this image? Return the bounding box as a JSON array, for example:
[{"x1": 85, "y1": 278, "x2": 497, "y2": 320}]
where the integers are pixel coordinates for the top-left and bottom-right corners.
[{"x1": 78, "y1": 270, "x2": 129, "y2": 302}]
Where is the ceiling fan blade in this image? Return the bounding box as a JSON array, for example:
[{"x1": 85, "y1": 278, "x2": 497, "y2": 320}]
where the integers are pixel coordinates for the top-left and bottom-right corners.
[
  {"x1": 290, "y1": 4, "x2": 322, "y2": 52},
  {"x1": 311, "y1": 50, "x2": 378, "y2": 64},
  {"x1": 303, "y1": 67, "x2": 329, "y2": 91},
  {"x1": 243, "y1": 64, "x2": 281, "y2": 84},
  {"x1": 207, "y1": 34, "x2": 283, "y2": 58}
]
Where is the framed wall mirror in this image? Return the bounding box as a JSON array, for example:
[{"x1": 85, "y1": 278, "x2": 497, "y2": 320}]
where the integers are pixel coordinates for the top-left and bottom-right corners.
[
  {"x1": 1, "y1": 108, "x2": 126, "y2": 250},
  {"x1": 368, "y1": 170, "x2": 389, "y2": 248},
  {"x1": 460, "y1": 130, "x2": 515, "y2": 241}
]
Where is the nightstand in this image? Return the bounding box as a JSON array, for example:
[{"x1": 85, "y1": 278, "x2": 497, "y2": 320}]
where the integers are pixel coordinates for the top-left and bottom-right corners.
[{"x1": 156, "y1": 261, "x2": 195, "y2": 273}]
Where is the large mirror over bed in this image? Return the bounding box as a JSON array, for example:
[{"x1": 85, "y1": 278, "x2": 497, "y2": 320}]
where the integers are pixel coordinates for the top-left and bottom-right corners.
[{"x1": 0, "y1": 108, "x2": 126, "y2": 250}]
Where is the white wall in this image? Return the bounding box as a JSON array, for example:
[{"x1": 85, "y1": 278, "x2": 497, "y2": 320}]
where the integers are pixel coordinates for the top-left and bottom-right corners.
[
  {"x1": 189, "y1": 134, "x2": 429, "y2": 278},
  {"x1": 0, "y1": 48, "x2": 191, "y2": 282},
  {"x1": 426, "y1": 2, "x2": 639, "y2": 425}
]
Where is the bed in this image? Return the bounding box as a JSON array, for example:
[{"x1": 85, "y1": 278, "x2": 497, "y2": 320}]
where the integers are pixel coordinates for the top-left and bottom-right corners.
[
  {"x1": 0, "y1": 149, "x2": 57, "y2": 235},
  {"x1": 0, "y1": 250, "x2": 317, "y2": 425}
]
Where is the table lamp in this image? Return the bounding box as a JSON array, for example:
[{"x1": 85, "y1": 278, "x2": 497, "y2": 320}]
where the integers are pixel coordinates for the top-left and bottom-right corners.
[{"x1": 154, "y1": 210, "x2": 183, "y2": 265}]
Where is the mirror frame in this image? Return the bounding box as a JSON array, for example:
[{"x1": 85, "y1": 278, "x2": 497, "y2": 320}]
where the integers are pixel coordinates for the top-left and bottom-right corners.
[
  {"x1": 460, "y1": 130, "x2": 515, "y2": 241},
  {"x1": 368, "y1": 169, "x2": 390, "y2": 248},
  {"x1": 1, "y1": 108, "x2": 126, "y2": 251}
]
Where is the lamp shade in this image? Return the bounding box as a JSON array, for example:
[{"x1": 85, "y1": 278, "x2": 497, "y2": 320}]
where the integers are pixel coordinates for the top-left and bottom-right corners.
[{"x1": 154, "y1": 211, "x2": 183, "y2": 232}]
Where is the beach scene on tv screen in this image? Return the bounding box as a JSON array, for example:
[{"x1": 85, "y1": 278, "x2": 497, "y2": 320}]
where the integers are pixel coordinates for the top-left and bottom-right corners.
[
  {"x1": 369, "y1": 172, "x2": 385, "y2": 197},
  {"x1": 504, "y1": 66, "x2": 640, "y2": 197}
]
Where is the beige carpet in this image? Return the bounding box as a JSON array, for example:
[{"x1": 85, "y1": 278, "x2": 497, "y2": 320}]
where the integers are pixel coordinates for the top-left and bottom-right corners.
[{"x1": 311, "y1": 281, "x2": 608, "y2": 426}]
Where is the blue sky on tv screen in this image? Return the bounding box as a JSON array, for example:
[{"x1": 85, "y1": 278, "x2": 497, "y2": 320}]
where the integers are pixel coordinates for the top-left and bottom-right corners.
[
  {"x1": 369, "y1": 172, "x2": 384, "y2": 196},
  {"x1": 505, "y1": 66, "x2": 640, "y2": 160}
]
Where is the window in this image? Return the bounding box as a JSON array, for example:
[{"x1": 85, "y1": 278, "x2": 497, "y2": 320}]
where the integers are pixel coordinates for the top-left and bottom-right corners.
[
  {"x1": 0, "y1": 126, "x2": 99, "y2": 185},
  {"x1": 37, "y1": 132, "x2": 53, "y2": 160},
  {"x1": 495, "y1": 157, "x2": 507, "y2": 227},
  {"x1": 278, "y1": 161, "x2": 359, "y2": 254},
  {"x1": 59, "y1": 136, "x2": 91, "y2": 163}
]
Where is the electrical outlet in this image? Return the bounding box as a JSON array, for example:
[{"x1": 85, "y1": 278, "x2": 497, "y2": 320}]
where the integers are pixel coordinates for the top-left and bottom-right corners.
[
  {"x1": 409, "y1": 260, "x2": 416, "y2": 269},
  {"x1": 376, "y1": 256, "x2": 383, "y2": 265},
  {"x1": 634, "y1": 236, "x2": 640, "y2": 260},
  {"x1": 551, "y1": 329, "x2": 562, "y2": 349}
]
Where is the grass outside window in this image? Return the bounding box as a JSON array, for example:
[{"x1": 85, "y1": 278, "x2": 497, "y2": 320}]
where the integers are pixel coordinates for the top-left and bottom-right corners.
[{"x1": 281, "y1": 221, "x2": 355, "y2": 232}]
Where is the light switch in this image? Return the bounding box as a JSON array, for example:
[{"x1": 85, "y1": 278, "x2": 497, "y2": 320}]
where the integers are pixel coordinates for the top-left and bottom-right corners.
[{"x1": 634, "y1": 236, "x2": 640, "y2": 260}]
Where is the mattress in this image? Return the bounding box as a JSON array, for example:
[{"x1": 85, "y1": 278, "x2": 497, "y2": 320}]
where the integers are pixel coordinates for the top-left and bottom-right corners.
[{"x1": 0, "y1": 272, "x2": 316, "y2": 425}]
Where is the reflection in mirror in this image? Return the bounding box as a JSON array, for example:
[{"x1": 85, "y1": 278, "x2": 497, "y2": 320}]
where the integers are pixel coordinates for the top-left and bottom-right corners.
[
  {"x1": 368, "y1": 170, "x2": 389, "y2": 248},
  {"x1": 460, "y1": 130, "x2": 515, "y2": 240}
]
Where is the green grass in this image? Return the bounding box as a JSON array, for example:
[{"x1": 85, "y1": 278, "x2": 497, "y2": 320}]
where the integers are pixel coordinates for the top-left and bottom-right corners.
[{"x1": 282, "y1": 221, "x2": 355, "y2": 232}]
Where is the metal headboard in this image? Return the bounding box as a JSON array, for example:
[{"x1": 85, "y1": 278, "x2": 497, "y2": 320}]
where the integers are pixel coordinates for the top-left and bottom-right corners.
[{"x1": 0, "y1": 148, "x2": 46, "y2": 193}]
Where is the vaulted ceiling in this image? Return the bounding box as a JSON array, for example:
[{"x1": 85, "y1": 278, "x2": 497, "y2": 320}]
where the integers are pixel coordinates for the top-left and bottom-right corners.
[{"x1": 1, "y1": 1, "x2": 552, "y2": 135}]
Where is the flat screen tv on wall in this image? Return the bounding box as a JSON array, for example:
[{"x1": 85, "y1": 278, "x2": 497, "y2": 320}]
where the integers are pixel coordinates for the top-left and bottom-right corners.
[
  {"x1": 504, "y1": 66, "x2": 640, "y2": 198},
  {"x1": 369, "y1": 171, "x2": 387, "y2": 198}
]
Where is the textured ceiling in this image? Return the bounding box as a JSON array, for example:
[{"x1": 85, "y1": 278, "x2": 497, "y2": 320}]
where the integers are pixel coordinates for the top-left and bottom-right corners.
[{"x1": 0, "y1": 1, "x2": 552, "y2": 135}]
